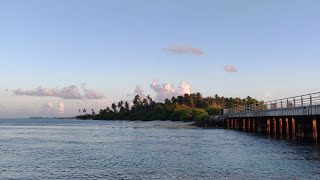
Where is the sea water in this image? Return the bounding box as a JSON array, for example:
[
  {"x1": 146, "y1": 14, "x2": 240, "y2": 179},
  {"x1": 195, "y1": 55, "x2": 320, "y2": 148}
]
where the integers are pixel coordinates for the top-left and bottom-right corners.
[{"x1": 1, "y1": 118, "x2": 320, "y2": 179}]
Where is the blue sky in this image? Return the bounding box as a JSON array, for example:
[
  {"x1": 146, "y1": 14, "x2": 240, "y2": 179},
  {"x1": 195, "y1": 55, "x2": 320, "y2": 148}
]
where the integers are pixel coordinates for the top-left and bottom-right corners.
[{"x1": 0, "y1": 0, "x2": 319, "y2": 118}]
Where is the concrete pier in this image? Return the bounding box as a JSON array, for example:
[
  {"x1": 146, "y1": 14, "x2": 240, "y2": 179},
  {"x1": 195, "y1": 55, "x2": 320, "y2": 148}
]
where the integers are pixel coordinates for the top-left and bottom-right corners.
[
  {"x1": 273, "y1": 118, "x2": 276, "y2": 135},
  {"x1": 292, "y1": 117, "x2": 296, "y2": 140},
  {"x1": 247, "y1": 118, "x2": 251, "y2": 132},
  {"x1": 285, "y1": 117, "x2": 289, "y2": 139},
  {"x1": 252, "y1": 118, "x2": 256, "y2": 132},
  {"x1": 313, "y1": 117, "x2": 317, "y2": 142},
  {"x1": 242, "y1": 118, "x2": 246, "y2": 131},
  {"x1": 267, "y1": 119, "x2": 270, "y2": 134},
  {"x1": 279, "y1": 118, "x2": 282, "y2": 135},
  {"x1": 225, "y1": 115, "x2": 318, "y2": 142},
  {"x1": 223, "y1": 92, "x2": 320, "y2": 142}
]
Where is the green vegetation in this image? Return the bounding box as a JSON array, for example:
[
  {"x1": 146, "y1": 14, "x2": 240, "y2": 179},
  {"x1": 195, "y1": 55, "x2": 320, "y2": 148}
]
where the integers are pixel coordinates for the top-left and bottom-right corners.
[{"x1": 76, "y1": 93, "x2": 260, "y2": 124}]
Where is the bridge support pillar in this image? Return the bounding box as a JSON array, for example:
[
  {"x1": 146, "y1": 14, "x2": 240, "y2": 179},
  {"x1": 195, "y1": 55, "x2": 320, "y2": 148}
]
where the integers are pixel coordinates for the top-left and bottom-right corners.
[
  {"x1": 256, "y1": 119, "x2": 261, "y2": 133},
  {"x1": 313, "y1": 117, "x2": 317, "y2": 142},
  {"x1": 252, "y1": 118, "x2": 256, "y2": 132},
  {"x1": 273, "y1": 118, "x2": 277, "y2": 135},
  {"x1": 292, "y1": 117, "x2": 296, "y2": 141},
  {"x1": 242, "y1": 119, "x2": 246, "y2": 131},
  {"x1": 230, "y1": 119, "x2": 234, "y2": 129},
  {"x1": 285, "y1": 117, "x2": 289, "y2": 139},
  {"x1": 247, "y1": 118, "x2": 251, "y2": 132},
  {"x1": 260, "y1": 118, "x2": 264, "y2": 133},
  {"x1": 267, "y1": 118, "x2": 271, "y2": 135},
  {"x1": 259, "y1": 118, "x2": 263, "y2": 133},
  {"x1": 297, "y1": 117, "x2": 303, "y2": 140},
  {"x1": 279, "y1": 118, "x2": 283, "y2": 135}
]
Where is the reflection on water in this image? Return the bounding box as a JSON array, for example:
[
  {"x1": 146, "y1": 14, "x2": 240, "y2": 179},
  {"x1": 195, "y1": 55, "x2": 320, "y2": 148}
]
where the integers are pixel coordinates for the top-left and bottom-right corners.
[{"x1": 1, "y1": 119, "x2": 320, "y2": 179}]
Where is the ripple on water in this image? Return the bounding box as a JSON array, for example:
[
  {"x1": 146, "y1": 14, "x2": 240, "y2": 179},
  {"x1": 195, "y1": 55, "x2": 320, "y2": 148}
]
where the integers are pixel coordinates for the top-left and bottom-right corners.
[{"x1": 1, "y1": 119, "x2": 320, "y2": 179}]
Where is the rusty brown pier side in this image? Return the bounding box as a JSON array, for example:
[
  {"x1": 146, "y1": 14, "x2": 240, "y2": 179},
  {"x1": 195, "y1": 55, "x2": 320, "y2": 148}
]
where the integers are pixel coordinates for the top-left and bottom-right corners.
[{"x1": 223, "y1": 92, "x2": 320, "y2": 142}]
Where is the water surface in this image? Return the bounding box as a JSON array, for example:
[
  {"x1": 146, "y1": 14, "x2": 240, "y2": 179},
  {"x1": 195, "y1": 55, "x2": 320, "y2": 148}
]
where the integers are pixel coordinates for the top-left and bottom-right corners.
[{"x1": 1, "y1": 118, "x2": 320, "y2": 179}]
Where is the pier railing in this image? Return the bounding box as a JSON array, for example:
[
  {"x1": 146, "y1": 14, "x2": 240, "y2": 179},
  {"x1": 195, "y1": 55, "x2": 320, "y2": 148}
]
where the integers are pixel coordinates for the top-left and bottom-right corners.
[{"x1": 224, "y1": 92, "x2": 320, "y2": 115}]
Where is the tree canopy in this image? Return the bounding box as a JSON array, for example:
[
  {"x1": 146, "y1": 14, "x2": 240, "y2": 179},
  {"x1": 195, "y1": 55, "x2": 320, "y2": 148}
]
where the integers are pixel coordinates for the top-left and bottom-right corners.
[{"x1": 76, "y1": 93, "x2": 261, "y2": 123}]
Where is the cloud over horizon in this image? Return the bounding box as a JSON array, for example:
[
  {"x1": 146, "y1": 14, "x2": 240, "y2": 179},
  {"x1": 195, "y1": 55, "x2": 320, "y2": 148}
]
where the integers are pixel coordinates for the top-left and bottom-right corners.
[
  {"x1": 133, "y1": 85, "x2": 146, "y2": 98},
  {"x1": 13, "y1": 85, "x2": 105, "y2": 99},
  {"x1": 150, "y1": 80, "x2": 191, "y2": 101},
  {"x1": 129, "y1": 81, "x2": 192, "y2": 102},
  {"x1": 224, "y1": 65, "x2": 238, "y2": 73},
  {"x1": 163, "y1": 45, "x2": 204, "y2": 56},
  {"x1": 58, "y1": 102, "x2": 64, "y2": 114},
  {"x1": 42, "y1": 101, "x2": 64, "y2": 116}
]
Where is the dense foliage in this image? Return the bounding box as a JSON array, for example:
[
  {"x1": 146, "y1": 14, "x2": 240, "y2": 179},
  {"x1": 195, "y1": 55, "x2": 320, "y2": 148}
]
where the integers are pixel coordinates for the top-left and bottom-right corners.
[{"x1": 76, "y1": 93, "x2": 260, "y2": 123}]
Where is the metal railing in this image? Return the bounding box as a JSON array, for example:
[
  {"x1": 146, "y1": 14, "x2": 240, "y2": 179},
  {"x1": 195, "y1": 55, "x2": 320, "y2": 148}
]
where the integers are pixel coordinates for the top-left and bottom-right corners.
[{"x1": 224, "y1": 92, "x2": 320, "y2": 115}]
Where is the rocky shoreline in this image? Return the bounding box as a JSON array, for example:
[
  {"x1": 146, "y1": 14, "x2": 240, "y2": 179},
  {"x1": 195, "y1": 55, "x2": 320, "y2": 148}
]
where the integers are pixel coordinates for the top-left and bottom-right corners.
[{"x1": 192, "y1": 115, "x2": 225, "y2": 128}]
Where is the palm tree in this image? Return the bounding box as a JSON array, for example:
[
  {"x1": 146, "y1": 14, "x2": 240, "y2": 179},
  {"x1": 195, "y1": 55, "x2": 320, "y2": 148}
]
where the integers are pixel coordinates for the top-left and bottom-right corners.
[
  {"x1": 83, "y1": 109, "x2": 86, "y2": 114},
  {"x1": 143, "y1": 98, "x2": 148, "y2": 106},
  {"x1": 111, "y1": 103, "x2": 117, "y2": 113},
  {"x1": 147, "y1": 95, "x2": 153, "y2": 103},
  {"x1": 118, "y1": 101, "x2": 124, "y2": 109},
  {"x1": 125, "y1": 102, "x2": 129, "y2": 112},
  {"x1": 133, "y1": 95, "x2": 141, "y2": 106}
]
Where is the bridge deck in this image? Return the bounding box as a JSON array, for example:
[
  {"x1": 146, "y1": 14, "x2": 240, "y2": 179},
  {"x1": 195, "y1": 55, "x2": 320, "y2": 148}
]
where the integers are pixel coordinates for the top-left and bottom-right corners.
[
  {"x1": 227, "y1": 105, "x2": 320, "y2": 118},
  {"x1": 222, "y1": 92, "x2": 320, "y2": 142},
  {"x1": 224, "y1": 92, "x2": 320, "y2": 118}
]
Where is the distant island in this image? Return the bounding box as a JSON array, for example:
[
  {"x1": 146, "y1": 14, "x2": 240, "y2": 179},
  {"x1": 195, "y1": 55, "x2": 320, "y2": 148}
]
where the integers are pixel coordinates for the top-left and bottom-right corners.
[
  {"x1": 76, "y1": 93, "x2": 261, "y2": 127},
  {"x1": 29, "y1": 117, "x2": 75, "y2": 119}
]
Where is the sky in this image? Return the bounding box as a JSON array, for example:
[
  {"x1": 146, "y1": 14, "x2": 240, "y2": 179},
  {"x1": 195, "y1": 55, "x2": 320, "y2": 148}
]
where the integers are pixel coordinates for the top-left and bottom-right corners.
[{"x1": 0, "y1": 0, "x2": 320, "y2": 118}]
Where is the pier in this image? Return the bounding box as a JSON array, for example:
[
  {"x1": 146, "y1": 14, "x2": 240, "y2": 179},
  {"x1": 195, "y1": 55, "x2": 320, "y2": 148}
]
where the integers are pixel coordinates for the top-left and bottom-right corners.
[{"x1": 223, "y1": 92, "x2": 320, "y2": 141}]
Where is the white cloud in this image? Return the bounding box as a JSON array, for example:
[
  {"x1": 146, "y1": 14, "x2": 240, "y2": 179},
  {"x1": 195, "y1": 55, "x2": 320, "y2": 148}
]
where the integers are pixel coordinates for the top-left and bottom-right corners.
[
  {"x1": 224, "y1": 65, "x2": 238, "y2": 73},
  {"x1": 150, "y1": 80, "x2": 191, "y2": 101},
  {"x1": 179, "y1": 81, "x2": 191, "y2": 94},
  {"x1": 83, "y1": 88, "x2": 105, "y2": 99},
  {"x1": 41, "y1": 101, "x2": 64, "y2": 116},
  {"x1": 41, "y1": 102, "x2": 55, "y2": 116},
  {"x1": 163, "y1": 45, "x2": 204, "y2": 56},
  {"x1": 13, "y1": 84, "x2": 105, "y2": 99},
  {"x1": 81, "y1": 84, "x2": 105, "y2": 99},
  {"x1": 133, "y1": 85, "x2": 146, "y2": 98},
  {"x1": 127, "y1": 85, "x2": 146, "y2": 99},
  {"x1": 58, "y1": 102, "x2": 64, "y2": 114},
  {"x1": 48, "y1": 101, "x2": 53, "y2": 108}
]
